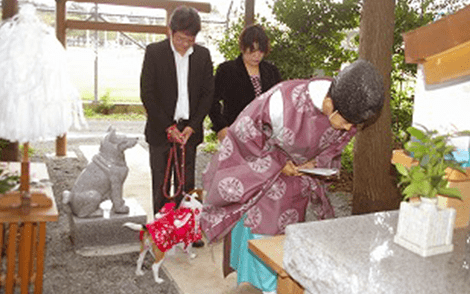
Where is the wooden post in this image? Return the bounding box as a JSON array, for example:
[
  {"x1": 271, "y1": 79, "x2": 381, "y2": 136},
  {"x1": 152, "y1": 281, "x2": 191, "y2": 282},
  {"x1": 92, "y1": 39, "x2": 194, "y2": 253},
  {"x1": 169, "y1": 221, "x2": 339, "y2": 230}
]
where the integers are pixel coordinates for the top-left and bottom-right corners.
[
  {"x1": 245, "y1": 0, "x2": 255, "y2": 26},
  {"x1": 55, "y1": 0, "x2": 68, "y2": 157},
  {"x1": 0, "y1": 141, "x2": 19, "y2": 162},
  {"x1": 19, "y1": 223, "x2": 33, "y2": 293},
  {"x1": 20, "y1": 143, "x2": 30, "y2": 193},
  {"x1": 1, "y1": 0, "x2": 20, "y2": 162},
  {"x1": 1, "y1": 0, "x2": 17, "y2": 20},
  {"x1": 5, "y1": 223, "x2": 18, "y2": 294},
  {"x1": 34, "y1": 223, "x2": 47, "y2": 293},
  {"x1": 0, "y1": 223, "x2": 3, "y2": 277}
]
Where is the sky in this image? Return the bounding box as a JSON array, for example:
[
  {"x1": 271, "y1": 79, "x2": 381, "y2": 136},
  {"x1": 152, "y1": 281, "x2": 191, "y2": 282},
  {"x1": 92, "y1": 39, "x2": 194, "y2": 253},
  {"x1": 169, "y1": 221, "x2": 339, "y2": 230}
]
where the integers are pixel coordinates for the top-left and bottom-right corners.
[{"x1": 209, "y1": 0, "x2": 271, "y2": 16}]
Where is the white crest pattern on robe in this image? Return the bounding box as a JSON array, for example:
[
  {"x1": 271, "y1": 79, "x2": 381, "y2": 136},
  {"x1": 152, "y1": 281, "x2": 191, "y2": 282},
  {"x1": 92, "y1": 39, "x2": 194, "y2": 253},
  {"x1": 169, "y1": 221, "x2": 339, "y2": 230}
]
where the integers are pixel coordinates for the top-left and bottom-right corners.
[
  {"x1": 278, "y1": 209, "x2": 299, "y2": 231},
  {"x1": 218, "y1": 177, "x2": 244, "y2": 202},
  {"x1": 245, "y1": 206, "x2": 262, "y2": 228},
  {"x1": 266, "y1": 178, "x2": 287, "y2": 201},
  {"x1": 246, "y1": 155, "x2": 272, "y2": 173},
  {"x1": 201, "y1": 205, "x2": 226, "y2": 225},
  {"x1": 301, "y1": 176, "x2": 318, "y2": 197},
  {"x1": 219, "y1": 136, "x2": 234, "y2": 161},
  {"x1": 235, "y1": 116, "x2": 260, "y2": 143},
  {"x1": 292, "y1": 84, "x2": 314, "y2": 113}
]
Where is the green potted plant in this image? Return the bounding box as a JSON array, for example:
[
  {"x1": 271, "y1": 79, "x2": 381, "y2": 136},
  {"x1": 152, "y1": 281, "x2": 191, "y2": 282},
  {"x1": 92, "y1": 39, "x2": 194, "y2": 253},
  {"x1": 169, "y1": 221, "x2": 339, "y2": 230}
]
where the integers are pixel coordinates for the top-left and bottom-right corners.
[
  {"x1": 394, "y1": 126, "x2": 466, "y2": 257},
  {"x1": 395, "y1": 126, "x2": 464, "y2": 201}
]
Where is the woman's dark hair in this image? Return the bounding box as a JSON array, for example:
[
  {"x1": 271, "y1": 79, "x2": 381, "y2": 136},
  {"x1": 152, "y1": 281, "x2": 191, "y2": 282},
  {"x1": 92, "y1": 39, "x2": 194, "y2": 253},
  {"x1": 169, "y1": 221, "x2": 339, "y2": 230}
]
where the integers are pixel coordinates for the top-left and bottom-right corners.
[
  {"x1": 327, "y1": 59, "x2": 385, "y2": 125},
  {"x1": 238, "y1": 24, "x2": 270, "y2": 54},
  {"x1": 169, "y1": 6, "x2": 201, "y2": 36}
]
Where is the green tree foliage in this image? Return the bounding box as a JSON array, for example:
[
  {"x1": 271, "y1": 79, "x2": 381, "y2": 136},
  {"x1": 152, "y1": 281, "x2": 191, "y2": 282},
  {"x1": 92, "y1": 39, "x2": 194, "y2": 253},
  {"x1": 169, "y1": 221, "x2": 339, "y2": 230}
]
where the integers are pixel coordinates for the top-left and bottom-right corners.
[
  {"x1": 270, "y1": 0, "x2": 360, "y2": 78},
  {"x1": 216, "y1": 0, "x2": 361, "y2": 80},
  {"x1": 392, "y1": 0, "x2": 433, "y2": 77},
  {"x1": 215, "y1": 16, "x2": 245, "y2": 61}
]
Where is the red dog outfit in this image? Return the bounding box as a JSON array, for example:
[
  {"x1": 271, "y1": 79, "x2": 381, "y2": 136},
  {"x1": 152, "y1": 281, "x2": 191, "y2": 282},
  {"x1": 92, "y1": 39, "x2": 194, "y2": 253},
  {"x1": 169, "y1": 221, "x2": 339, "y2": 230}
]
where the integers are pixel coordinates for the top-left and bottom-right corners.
[{"x1": 144, "y1": 202, "x2": 202, "y2": 252}]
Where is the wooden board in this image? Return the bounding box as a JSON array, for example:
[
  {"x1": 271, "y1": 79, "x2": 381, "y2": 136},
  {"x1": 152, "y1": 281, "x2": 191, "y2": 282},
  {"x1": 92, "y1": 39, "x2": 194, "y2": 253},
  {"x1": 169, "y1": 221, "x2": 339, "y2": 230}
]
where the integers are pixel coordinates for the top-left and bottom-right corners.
[
  {"x1": 403, "y1": 5, "x2": 470, "y2": 64},
  {"x1": 249, "y1": 235, "x2": 304, "y2": 294},
  {"x1": 0, "y1": 162, "x2": 58, "y2": 223},
  {"x1": 423, "y1": 40, "x2": 470, "y2": 84}
]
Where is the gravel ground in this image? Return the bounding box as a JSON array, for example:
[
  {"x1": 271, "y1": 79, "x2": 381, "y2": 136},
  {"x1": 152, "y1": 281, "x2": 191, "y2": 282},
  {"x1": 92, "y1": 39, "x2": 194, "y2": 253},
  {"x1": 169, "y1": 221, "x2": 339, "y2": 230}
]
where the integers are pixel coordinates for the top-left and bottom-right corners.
[
  {"x1": 25, "y1": 119, "x2": 352, "y2": 294},
  {"x1": 28, "y1": 120, "x2": 181, "y2": 294}
]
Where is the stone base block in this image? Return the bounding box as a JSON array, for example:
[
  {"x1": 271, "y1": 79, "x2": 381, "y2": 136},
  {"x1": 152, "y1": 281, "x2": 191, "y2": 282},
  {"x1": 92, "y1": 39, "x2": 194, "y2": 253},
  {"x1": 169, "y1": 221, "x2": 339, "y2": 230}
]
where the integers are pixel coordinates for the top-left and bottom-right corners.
[
  {"x1": 69, "y1": 198, "x2": 146, "y2": 253},
  {"x1": 394, "y1": 198, "x2": 456, "y2": 257}
]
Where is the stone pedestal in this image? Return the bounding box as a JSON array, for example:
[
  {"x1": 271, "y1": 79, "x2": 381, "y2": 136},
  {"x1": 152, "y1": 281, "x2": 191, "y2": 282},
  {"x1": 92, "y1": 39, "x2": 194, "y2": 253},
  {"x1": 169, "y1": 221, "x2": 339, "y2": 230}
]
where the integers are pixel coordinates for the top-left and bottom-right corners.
[
  {"x1": 69, "y1": 198, "x2": 146, "y2": 255},
  {"x1": 394, "y1": 199, "x2": 455, "y2": 257},
  {"x1": 283, "y1": 211, "x2": 470, "y2": 294}
]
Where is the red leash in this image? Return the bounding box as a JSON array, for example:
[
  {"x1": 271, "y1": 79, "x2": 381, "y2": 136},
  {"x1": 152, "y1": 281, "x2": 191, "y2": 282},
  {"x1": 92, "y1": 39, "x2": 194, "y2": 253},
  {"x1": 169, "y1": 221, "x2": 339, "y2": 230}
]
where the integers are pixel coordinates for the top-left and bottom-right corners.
[{"x1": 162, "y1": 143, "x2": 185, "y2": 200}]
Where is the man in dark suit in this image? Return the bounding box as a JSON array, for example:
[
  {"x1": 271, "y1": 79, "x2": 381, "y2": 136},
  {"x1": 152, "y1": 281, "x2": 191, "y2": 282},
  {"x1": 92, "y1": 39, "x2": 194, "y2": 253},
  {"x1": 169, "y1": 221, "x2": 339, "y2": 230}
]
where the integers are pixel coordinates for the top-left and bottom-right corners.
[{"x1": 140, "y1": 6, "x2": 214, "y2": 248}]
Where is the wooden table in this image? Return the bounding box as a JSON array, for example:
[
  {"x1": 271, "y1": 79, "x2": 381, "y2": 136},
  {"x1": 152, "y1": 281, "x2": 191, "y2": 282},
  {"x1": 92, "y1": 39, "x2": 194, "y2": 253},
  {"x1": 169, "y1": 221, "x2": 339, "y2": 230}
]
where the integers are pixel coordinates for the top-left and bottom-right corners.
[
  {"x1": 0, "y1": 162, "x2": 58, "y2": 294},
  {"x1": 248, "y1": 235, "x2": 304, "y2": 294}
]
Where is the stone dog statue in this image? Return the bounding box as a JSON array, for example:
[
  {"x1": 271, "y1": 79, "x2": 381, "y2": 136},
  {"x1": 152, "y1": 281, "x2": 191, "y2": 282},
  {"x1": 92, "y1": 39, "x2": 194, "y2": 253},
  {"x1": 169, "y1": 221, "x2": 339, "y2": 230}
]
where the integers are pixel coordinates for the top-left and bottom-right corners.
[{"x1": 63, "y1": 126, "x2": 138, "y2": 218}]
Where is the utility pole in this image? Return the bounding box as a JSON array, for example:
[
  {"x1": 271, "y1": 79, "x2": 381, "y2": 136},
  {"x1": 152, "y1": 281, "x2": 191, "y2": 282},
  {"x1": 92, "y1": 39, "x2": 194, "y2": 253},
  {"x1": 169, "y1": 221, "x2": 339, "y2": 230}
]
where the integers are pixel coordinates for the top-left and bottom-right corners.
[
  {"x1": 93, "y1": 3, "x2": 99, "y2": 103},
  {"x1": 245, "y1": 0, "x2": 254, "y2": 26}
]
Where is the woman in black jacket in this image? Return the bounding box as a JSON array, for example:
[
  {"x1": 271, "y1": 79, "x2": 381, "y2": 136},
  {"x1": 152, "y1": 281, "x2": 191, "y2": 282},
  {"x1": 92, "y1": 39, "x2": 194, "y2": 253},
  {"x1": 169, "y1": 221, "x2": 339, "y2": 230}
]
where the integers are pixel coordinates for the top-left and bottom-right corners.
[{"x1": 209, "y1": 24, "x2": 282, "y2": 141}]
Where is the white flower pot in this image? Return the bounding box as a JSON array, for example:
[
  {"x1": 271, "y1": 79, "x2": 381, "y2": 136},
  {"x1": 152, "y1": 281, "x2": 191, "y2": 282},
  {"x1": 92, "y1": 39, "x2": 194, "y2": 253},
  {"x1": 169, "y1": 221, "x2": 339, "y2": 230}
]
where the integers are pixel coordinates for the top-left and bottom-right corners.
[{"x1": 394, "y1": 197, "x2": 456, "y2": 257}]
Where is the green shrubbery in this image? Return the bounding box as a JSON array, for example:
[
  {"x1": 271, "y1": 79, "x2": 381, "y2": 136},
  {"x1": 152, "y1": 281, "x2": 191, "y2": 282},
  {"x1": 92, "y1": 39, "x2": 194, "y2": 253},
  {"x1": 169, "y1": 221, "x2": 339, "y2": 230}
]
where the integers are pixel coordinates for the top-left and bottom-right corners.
[
  {"x1": 0, "y1": 168, "x2": 19, "y2": 194},
  {"x1": 202, "y1": 117, "x2": 218, "y2": 153},
  {"x1": 396, "y1": 127, "x2": 466, "y2": 200},
  {"x1": 93, "y1": 91, "x2": 115, "y2": 115},
  {"x1": 83, "y1": 91, "x2": 146, "y2": 120}
]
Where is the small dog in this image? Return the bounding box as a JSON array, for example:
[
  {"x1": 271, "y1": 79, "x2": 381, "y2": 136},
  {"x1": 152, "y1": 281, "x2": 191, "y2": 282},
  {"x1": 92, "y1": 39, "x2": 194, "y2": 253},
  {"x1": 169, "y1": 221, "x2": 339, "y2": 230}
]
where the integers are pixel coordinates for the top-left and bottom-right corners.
[
  {"x1": 63, "y1": 126, "x2": 138, "y2": 218},
  {"x1": 123, "y1": 189, "x2": 204, "y2": 284}
]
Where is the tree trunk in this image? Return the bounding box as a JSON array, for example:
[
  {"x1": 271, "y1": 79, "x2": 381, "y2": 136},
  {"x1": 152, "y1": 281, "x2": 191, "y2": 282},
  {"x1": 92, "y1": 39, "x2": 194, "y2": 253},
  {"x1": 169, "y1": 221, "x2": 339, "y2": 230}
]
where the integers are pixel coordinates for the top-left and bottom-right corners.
[{"x1": 352, "y1": 0, "x2": 400, "y2": 214}]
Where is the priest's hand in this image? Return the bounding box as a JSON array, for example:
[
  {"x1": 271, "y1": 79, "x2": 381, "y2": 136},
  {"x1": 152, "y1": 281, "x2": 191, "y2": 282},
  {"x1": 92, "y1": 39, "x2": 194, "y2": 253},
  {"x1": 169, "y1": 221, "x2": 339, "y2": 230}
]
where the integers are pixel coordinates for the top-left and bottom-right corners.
[{"x1": 281, "y1": 160, "x2": 303, "y2": 177}]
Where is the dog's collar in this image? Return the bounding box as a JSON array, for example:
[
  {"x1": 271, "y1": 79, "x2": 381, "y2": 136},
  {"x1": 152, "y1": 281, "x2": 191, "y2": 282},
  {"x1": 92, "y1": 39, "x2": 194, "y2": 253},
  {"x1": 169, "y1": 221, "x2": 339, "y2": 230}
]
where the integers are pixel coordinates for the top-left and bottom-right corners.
[{"x1": 92, "y1": 153, "x2": 125, "y2": 169}]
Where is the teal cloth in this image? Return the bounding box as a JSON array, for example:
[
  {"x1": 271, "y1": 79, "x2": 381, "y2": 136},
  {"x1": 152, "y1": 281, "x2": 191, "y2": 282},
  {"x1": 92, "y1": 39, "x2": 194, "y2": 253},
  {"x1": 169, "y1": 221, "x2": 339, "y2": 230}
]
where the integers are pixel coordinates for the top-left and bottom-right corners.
[
  {"x1": 230, "y1": 216, "x2": 277, "y2": 292},
  {"x1": 453, "y1": 149, "x2": 470, "y2": 168}
]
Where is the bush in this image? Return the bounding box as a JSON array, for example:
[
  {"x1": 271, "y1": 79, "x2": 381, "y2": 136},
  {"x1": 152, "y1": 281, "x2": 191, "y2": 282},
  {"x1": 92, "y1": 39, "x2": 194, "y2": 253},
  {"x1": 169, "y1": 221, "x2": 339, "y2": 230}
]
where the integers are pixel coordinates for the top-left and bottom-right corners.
[
  {"x1": 0, "y1": 168, "x2": 19, "y2": 194},
  {"x1": 94, "y1": 91, "x2": 115, "y2": 115},
  {"x1": 391, "y1": 84, "x2": 413, "y2": 148},
  {"x1": 341, "y1": 138, "x2": 354, "y2": 174},
  {"x1": 203, "y1": 117, "x2": 219, "y2": 153}
]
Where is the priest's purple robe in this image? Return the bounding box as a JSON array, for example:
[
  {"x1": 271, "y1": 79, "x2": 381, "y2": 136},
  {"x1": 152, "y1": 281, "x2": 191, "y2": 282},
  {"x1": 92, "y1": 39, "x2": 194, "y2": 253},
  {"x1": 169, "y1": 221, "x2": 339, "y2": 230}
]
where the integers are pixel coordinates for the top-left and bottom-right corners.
[{"x1": 201, "y1": 78, "x2": 356, "y2": 243}]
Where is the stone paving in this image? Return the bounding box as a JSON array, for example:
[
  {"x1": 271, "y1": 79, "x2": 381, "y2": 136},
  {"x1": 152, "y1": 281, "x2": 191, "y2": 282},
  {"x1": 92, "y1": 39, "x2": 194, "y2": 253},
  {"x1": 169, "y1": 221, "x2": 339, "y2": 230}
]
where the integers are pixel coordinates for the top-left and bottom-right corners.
[{"x1": 29, "y1": 119, "x2": 353, "y2": 294}]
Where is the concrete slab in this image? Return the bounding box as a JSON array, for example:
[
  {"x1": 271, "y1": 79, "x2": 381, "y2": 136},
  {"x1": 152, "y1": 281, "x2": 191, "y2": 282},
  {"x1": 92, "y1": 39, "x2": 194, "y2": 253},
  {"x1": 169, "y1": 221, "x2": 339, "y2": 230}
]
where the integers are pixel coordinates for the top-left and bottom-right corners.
[
  {"x1": 163, "y1": 240, "x2": 262, "y2": 294},
  {"x1": 79, "y1": 143, "x2": 262, "y2": 294},
  {"x1": 45, "y1": 151, "x2": 78, "y2": 159},
  {"x1": 69, "y1": 198, "x2": 146, "y2": 254}
]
